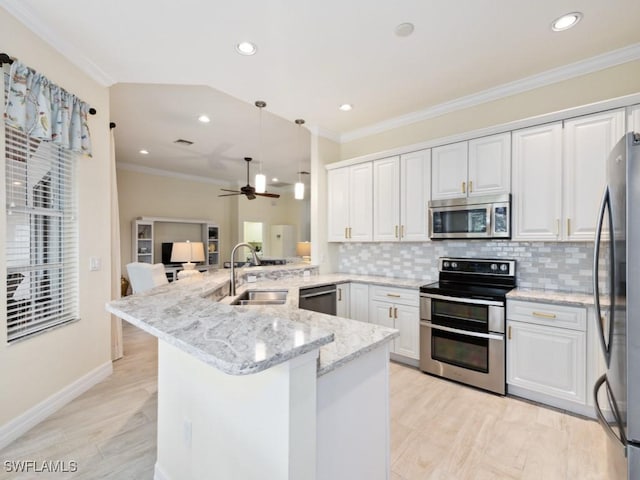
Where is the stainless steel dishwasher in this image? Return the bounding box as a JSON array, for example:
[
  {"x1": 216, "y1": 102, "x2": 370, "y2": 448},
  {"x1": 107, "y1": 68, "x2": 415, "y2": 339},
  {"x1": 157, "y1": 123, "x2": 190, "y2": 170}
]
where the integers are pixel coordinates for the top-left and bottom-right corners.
[{"x1": 298, "y1": 284, "x2": 337, "y2": 315}]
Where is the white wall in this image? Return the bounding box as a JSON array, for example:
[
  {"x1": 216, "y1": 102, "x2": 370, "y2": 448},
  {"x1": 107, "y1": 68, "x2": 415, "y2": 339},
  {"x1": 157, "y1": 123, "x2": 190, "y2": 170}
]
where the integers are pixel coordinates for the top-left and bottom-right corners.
[
  {"x1": 0, "y1": 7, "x2": 112, "y2": 427},
  {"x1": 340, "y1": 60, "x2": 640, "y2": 160}
]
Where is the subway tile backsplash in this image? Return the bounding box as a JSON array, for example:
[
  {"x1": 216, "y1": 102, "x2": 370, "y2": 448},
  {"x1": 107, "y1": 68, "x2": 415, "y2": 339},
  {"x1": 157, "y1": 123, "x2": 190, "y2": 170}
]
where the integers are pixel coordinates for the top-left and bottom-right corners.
[{"x1": 338, "y1": 241, "x2": 603, "y2": 294}]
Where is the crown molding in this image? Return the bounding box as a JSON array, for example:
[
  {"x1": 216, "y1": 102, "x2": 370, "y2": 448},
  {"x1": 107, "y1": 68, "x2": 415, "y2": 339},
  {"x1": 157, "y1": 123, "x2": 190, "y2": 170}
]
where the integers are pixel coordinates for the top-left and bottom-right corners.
[
  {"x1": 0, "y1": 0, "x2": 116, "y2": 86},
  {"x1": 307, "y1": 124, "x2": 341, "y2": 144},
  {"x1": 339, "y1": 43, "x2": 640, "y2": 144}
]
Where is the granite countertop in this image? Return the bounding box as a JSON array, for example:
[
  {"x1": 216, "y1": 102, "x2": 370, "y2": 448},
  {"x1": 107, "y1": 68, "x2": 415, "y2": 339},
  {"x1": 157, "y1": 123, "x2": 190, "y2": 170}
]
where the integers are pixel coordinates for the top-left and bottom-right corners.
[
  {"x1": 507, "y1": 288, "x2": 595, "y2": 307},
  {"x1": 107, "y1": 266, "x2": 411, "y2": 377}
]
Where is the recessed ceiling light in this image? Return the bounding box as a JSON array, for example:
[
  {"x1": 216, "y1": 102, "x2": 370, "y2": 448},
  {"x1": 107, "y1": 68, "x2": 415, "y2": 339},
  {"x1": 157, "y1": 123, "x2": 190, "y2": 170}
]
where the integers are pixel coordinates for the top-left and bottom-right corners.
[
  {"x1": 339, "y1": 104, "x2": 353, "y2": 112},
  {"x1": 272, "y1": 177, "x2": 279, "y2": 182},
  {"x1": 236, "y1": 41, "x2": 257, "y2": 55},
  {"x1": 198, "y1": 114, "x2": 211, "y2": 123},
  {"x1": 395, "y1": 22, "x2": 415, "y2": 37},
  {"x1": 551, "y1": 12, "x2": 582, "y2": 32},
  {"x1": 139, "y1": 149, "x2": 149, "y2": 155}
]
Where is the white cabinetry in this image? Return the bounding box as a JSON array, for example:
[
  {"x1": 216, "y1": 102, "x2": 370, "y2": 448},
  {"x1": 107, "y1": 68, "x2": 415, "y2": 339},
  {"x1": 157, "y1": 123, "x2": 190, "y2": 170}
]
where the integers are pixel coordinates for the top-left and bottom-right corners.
[
  {"x1": 373, "y1": 150, "x2": 431, "y2": 242},
  {"x1": 512, "y1": 109, "x2": 625, "y2": 241},
  {"x1": 369, "y1": 285, "x2": 419, "y2": 363},
  {"x1": 628, "y1": 103, "x2": 640, "y2": 133},
  {"x1": 327, "y1": 163, "x2": 372, "y2": 242},
  {"x1": 507, "y1": 300, "x2": 587, "y2": 411},
  {"x1": 349, "y1": 283, "x2": 370, "y2": 323},
  {"x1": 431, "y1": 133, "x2": 510, "y2": 200},
  {"x1": 336, "y1": 283, "x2": 351, "y2": 318},
  {"x1": 132, "y1": 219, "x2": 154, "y2": 263}
]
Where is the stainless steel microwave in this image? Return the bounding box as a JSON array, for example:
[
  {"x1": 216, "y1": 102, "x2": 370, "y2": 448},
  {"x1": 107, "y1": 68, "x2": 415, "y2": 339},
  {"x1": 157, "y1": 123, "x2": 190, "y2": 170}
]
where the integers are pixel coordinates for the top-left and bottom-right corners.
[{"x1": 428, "y1": 194, "x2": 511, "y2": 239}]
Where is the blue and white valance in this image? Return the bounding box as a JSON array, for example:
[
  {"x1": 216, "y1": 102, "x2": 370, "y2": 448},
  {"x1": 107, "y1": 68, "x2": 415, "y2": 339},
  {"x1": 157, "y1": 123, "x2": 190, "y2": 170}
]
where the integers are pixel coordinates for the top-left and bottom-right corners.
[{"x1": 4, "y1": 60, "x2": 92, "y2": 157}]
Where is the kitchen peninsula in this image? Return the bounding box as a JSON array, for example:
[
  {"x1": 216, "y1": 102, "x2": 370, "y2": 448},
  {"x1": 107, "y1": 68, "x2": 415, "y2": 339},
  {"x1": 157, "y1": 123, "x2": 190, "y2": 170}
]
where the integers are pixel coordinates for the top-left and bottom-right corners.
[{"x1": 106, "y1": 265, "x2": 400, "y2": 480}]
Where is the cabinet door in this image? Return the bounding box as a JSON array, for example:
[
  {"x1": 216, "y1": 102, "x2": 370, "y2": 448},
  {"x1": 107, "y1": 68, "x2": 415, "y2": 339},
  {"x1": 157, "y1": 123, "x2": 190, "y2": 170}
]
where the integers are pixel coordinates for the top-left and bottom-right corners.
[
  {"x1": 628, "y1": 104, "x2": 640, "y2": 133},
  {"x1": 431, "y1": 142, "x2": 468, "y2": 200},
  {"x1": 512, "y1": 123, "x2": 563, "y2": 240},
  {"x1": 132, "y1": 220, "x2": 154, "y2": 263},
  {"x1": 327, "y1": 167, "x2": 350, "y2": 241},
  {"x1": 468, "y1": 133, "x2": 511, "y2": 197},
  {"x1": 370, "y1": 300, "x2": 395, "y2": 330},
  {"x1": 336, "y1": 283, "x2": 351, "y2": 318},
  {"x1": 563, "y1": 109, "x2": 625, "y2": 241},
  {"x1": 507, "y1": 320, "x2": 586, "y2": 404},
  {"x1": 373, "y1": 157, "x2": 400, "y2": 241},
  {"x1": 393, "y1": 304, "x2": 419, "y2": 359},
  {"x1": 400, "y1": 149, "x2": 431, "y2": 241},
  {"x1": 349, "y1": 162, "x2": 373, "y2": 241},
  {"x1": 349, "y1": 283, "x2": 370, "y2": 322}
]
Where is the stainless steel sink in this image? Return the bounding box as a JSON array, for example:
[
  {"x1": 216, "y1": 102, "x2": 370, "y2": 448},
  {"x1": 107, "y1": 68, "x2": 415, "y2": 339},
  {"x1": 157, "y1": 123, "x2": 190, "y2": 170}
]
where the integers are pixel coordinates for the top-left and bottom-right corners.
[{"x1": 230, "y1": 289, "x2": 288, "y2": 306}]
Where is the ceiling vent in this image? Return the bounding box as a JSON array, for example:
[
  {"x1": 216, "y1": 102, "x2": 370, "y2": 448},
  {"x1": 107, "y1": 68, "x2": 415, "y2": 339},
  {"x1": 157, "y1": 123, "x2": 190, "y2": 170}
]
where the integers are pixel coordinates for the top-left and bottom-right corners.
[{"x1": 173, "y1": 139, "x2": 194, "y2": 146}]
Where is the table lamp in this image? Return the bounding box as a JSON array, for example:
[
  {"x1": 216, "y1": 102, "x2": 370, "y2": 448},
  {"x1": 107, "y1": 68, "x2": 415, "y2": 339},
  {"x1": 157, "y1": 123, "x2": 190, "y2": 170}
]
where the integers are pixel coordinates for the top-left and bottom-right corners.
[
  {"x1": 171, "y1": 241, "x2": 205, "y2": 279},
  {"x1": 296, "y1": 241, "x2": 311, "y2": 263}
]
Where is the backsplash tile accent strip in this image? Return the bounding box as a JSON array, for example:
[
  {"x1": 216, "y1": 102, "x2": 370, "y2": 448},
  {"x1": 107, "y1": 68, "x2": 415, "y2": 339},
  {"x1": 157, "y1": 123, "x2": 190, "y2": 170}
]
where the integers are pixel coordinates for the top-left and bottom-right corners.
[{"x1": 338, "y1": 241, "x2": 604, "y2": 294}]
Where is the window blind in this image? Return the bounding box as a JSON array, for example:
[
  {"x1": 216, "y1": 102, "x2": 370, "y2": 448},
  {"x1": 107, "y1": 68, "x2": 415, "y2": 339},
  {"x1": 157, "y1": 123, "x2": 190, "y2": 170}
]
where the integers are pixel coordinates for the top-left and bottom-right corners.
[{"x1": 5, "y1": 125, "x2": 79, "y2": 342}]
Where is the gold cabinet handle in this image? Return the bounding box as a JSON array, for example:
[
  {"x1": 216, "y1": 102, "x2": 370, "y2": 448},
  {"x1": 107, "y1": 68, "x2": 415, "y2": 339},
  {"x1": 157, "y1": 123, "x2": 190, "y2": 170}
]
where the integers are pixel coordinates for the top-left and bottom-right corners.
[
  {"x1": 532, "y1": 311, "x2": 557, "y2": 319},
  {"x1": 462, "y1": 181, "x2": 466, "y2": 194},
  {"x1": 395, "y1": 225, "x2": 398, "y2": 238},
  {"x1": 469, "y1": 180, "x2": 473, "y2": 193},
  {"x1": 567, "y1": 218, "x2": 571, "y2": 237},
  {"x1": 348, "y1": 227, "x2": 352, "y2": 239},
  {"x1": 386, "y1": 293, "x2": 401, "y2": 298},
  {"x1": 337, "y1": 288, "x2": 342, "y2": 302},
  {"x1": 508, "y1": 325, "x2": 512, "y2": 340},
  {"x1": 400, "y1": 225, "x2": 404, "y2": 239},
  {"x1": 388, "y1": 306, "x2": 393, "y2": 318},
  {"x1": 394, "y1": 307, "x2": 398, "y2": 319},
  {"x1": 344, "y1": 227, "x2": 348, "y2": 239}
]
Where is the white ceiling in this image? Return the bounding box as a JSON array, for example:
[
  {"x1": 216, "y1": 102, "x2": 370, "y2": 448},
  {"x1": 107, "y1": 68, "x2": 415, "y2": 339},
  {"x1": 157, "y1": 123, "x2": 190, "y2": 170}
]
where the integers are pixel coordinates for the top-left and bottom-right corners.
[{"x1": 2, "y1": 0, "x2": 640, "y2": 185}]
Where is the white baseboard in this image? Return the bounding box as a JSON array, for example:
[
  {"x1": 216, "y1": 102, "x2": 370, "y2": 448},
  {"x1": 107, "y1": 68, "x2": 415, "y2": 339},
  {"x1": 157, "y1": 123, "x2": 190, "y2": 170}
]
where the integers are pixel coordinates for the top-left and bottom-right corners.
[
  {"x1": 154, "y1": 463, "x2": 170, "y2": 480},
  {"x1": 0, "y1": 361, "x2": 113, "y2": 450}
]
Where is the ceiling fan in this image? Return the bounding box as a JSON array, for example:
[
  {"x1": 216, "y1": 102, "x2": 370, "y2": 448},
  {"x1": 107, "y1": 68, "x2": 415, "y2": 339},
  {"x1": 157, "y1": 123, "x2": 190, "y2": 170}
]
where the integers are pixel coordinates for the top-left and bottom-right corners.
[{"x1": 219, "y1": 157, "x2": 280, "y2": 200}]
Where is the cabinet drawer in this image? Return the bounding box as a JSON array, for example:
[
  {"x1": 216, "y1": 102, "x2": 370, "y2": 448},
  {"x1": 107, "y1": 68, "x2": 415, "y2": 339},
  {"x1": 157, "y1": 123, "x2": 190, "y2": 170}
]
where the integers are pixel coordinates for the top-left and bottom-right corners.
[
  {"x1": 507, "y1": 300, "x2": 586, "y2": 331},
  {"x1": 369, "y1": 285, "x2": 418, "y2": 306}
]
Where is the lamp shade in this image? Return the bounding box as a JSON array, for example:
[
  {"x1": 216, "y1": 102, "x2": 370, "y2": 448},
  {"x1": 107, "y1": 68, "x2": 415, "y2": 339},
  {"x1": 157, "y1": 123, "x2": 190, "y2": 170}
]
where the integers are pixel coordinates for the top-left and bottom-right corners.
[
  {"x1": 171, "y1": 241, "x2": 205, "y2": 263},
  {"x1": 255, "y1": 173, "x2": 266, "y2": 193},
  {"x1": 294, "y1": 181, "x2": 304, "y2": 200},
  {"x1": 296, "y1": 241, "x2": 311, "y2": 257}
]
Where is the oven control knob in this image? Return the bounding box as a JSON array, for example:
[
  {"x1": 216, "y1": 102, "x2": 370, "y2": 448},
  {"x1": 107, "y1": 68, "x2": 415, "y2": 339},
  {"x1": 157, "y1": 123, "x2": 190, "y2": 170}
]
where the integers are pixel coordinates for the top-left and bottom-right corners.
[
  {"x1": 443, "y1": 261, "x2": 450, "y2": 268},
  {"x1": 500, "y1": 264, "x2": 508, "y2": 272},
  {"x1": 451, "y1": 262, "x2": 457, "y2": 269},
  {"x1": 490, "y1": 263, "x2": 498, "y2": 271}
]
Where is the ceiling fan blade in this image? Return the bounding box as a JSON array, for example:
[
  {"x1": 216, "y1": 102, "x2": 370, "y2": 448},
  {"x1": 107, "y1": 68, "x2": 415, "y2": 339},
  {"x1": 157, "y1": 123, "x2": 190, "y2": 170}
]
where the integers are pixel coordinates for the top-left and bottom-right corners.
[
  {"x1": 255, "y1": 192, "x2": 280, "y2": 198},
  {"x1": 220, "y1": 188, "x2": 241, "y2": 193},
  {"x1": 218, "y1": 193, "x2": 243, "y2": 197}
]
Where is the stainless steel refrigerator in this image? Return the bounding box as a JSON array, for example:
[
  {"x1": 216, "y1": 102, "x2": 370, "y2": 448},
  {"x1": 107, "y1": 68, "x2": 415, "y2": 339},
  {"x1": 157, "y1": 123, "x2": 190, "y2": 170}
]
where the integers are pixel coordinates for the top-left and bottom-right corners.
[{"x1": 593, "y1": 131, "x2": 640, "y2": 479}]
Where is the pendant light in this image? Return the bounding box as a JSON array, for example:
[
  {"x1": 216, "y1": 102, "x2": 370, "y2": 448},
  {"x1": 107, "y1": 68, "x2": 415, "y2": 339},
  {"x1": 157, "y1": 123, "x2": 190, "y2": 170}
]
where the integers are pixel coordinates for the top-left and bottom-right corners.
[
  {"x1": 294, "y1": 118, "x2": 305, "y2": 200},
  {"x1": 254, "y1": 100, "x2": 267, "y2": 193}
]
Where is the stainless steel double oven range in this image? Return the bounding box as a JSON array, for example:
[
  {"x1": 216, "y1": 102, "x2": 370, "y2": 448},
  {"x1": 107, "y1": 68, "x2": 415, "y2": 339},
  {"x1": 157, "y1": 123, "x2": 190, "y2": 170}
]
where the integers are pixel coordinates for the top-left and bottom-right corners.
[{"x1": 419, "y1": 257, "x2": 516, "y2": 395}]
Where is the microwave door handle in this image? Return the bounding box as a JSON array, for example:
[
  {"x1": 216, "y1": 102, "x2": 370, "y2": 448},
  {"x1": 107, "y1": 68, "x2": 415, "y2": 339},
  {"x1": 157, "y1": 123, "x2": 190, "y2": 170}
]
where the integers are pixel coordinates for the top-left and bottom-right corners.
[{"x1": 593, "y1": 187, "x2": 612, "y2": 366}]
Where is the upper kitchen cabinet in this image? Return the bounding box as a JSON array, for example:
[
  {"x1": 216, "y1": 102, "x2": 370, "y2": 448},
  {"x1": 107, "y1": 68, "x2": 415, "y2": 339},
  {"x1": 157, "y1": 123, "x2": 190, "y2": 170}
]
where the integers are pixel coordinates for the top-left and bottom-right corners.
[
  {"x1": 628, "y1": 103, "x2": 640, "y2": 132},
  {"x1": 563, "y1": 109, "x2": 625, "y2": 241},
  {"x1": 512, "y1": 109, "x2": 625, "y2": 241},
  {"x1": 431, "y1": 133, "x2": 511, "y2": 200},
  {"x1": 373, "y1": 149, "x2": 431, "y2": 242},
  {"x1": 327, "y1": 162, "x2": 373, "y2": 242}
]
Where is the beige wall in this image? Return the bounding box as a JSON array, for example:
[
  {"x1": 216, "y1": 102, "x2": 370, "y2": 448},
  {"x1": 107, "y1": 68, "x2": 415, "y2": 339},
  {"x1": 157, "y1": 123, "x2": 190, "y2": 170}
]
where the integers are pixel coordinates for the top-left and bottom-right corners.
[
  {"x1": 116, "y1": 168, "x2": 236, "y2": 272},
  {"x1": 340, "y1": 60, "x2": 640, "y2": 160},
  {"x1": 0, "y1": 8, "x2": 112, "y2": 425}
]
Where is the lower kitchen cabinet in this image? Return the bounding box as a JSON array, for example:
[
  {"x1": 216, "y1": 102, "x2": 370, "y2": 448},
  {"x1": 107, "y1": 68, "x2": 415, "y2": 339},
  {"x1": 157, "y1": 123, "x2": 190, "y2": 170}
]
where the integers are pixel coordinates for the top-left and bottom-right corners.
[
  {"x1": 369, "y1": 285, "x2": 420, "y2": 364},
  {"x1": 507, "y1": 299, "x2": 588, "y2": 414},
  {"x1": 336, "y1": 283, "x2": 350, "y2": 318},
  {"x1": 349, "y1": 283, "x2": 369, "y2": 323}
]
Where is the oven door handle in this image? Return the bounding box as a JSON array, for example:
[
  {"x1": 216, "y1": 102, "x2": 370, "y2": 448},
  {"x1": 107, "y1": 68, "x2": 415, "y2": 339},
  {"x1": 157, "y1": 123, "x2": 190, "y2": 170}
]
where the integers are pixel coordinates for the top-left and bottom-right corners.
[
  {"x1": 420, "y1": 321, "x2": 504, "y2": 341},
  {"x1": 420, "y1": 293, "x2": 504, "y2": 307}
]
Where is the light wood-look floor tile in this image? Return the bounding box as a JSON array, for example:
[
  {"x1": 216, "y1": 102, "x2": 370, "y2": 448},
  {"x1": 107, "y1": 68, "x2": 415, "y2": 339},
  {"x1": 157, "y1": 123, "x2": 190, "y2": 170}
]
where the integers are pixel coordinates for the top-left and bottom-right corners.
[{"x1": 0, "y1": 325, "x2": 609, "y2": 479}]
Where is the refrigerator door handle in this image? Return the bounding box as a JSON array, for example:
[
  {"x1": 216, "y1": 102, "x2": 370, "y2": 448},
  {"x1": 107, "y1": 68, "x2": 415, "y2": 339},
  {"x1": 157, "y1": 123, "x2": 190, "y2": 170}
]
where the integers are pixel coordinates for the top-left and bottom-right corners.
[
  {"x1": 593, "y1": 374, "x2": 627, "y2": 447},
  {"x1": 593, "y1": 187, "x2": 614, "y2": 366}
]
